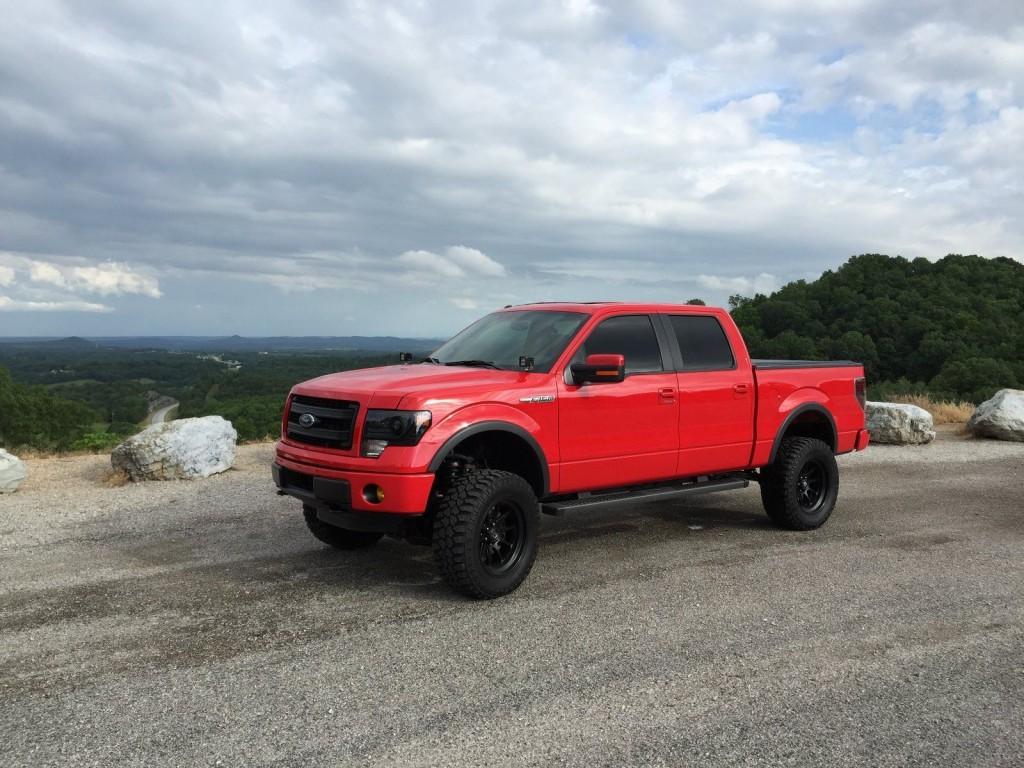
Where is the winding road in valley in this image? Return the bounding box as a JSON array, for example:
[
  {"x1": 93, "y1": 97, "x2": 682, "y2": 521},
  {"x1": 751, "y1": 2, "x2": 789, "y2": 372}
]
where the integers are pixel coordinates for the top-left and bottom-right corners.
[{"x1": 145, "y1": 400, "x2": 178, "y2": 425}]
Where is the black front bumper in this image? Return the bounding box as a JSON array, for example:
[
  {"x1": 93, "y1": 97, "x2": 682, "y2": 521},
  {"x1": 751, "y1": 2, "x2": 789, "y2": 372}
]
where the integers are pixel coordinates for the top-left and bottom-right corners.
[
  {"x1": 273, "y1": 463, "x2": 352, "y2": 508},
  {"x1": 272, "y1": 463, "x2": 420, "y2": 535}
]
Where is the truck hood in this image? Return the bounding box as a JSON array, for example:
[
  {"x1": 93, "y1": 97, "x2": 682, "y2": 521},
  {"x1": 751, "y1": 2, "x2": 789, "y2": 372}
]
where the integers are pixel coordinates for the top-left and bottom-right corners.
[{"x1": 292, "y1": 364, "x2": 541, "y2": 409}]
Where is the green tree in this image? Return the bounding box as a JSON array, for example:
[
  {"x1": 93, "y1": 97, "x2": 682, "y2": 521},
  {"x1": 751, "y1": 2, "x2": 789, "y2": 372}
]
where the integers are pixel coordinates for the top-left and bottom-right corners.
[{"x1": 730, "y1": 253, "x2": 1024, "y2": 402}]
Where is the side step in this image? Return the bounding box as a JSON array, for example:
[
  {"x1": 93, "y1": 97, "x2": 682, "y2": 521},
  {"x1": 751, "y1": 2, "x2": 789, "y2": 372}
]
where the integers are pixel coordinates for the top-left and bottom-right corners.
[{"x1": 540, "y1": 475, "x2": 749, "y2": 516}]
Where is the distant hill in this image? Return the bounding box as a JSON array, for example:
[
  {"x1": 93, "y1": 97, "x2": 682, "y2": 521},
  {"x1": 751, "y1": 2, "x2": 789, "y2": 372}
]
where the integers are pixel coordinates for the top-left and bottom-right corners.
[
  {"x1": 0, "y1": 335, "x2": 445, "y2": 353},
  {"x1": 730, "y1": 253, "x2": 1024, "y2": 402},
  {"x1": 0, "y1": 336, "x2": 101, "y2": 349}
]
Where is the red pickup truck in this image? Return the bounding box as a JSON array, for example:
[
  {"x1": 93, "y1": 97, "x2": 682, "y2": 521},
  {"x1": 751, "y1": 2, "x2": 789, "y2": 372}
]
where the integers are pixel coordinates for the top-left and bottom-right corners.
[{"x1": 274, "y1": 303, "x2": 869, "y2": 598}]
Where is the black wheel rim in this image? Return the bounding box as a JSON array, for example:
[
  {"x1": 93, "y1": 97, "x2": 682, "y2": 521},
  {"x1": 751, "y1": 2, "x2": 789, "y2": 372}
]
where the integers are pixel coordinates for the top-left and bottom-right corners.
[
  {"x1": 478, "y1": 501, "x2": 526, "y2": 576},
  {"x1": 797, "y1": 460, "x2": 827, "y2": 512}
]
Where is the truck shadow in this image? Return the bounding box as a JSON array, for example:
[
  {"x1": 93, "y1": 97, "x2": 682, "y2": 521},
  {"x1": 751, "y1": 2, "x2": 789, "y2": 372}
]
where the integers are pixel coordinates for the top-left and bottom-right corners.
[{"x1": 539, "y1": 499, "x2": 772, "y2": 546}]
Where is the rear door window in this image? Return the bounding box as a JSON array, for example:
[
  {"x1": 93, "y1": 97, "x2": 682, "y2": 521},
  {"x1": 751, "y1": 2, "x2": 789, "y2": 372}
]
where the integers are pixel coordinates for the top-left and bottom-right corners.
[
  {"x1": 668, "y1": 315, "x2": 735, "y2": 371},
  {"x1": 575, "y1": 315, "x2": 664, "y2": 374}
]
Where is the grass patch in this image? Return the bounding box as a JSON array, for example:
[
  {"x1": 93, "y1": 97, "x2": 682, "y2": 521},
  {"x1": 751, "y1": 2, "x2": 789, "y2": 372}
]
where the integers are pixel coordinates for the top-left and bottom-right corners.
[{"x1": 890, "y1": 394, "x2": 975, "y2": 424}]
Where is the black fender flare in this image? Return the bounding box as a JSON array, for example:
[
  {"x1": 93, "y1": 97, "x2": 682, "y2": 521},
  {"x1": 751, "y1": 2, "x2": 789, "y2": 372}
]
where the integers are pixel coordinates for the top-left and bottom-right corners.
[
  {"x1": 768, "y1": 403, "x2": 838, "y2": 464},
  {"x1": 427, "y1": 420, "x2": 550, "y2": 497}
]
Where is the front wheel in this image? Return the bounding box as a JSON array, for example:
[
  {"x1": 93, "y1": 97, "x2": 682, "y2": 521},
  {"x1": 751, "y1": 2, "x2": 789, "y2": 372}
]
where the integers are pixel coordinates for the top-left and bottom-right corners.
[
  {"x1": 760, "y1": 437, "x2": 839, "y2": 530},
  {"x1": 432, "y1": 469, "x2": 540, "y2": 599}
]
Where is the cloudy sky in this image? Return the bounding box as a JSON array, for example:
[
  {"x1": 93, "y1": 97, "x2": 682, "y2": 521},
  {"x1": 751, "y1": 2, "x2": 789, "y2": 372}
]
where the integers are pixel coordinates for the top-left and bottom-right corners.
[{"x1": 1, "y1": 1, "x2": 1022, "y2": 337}]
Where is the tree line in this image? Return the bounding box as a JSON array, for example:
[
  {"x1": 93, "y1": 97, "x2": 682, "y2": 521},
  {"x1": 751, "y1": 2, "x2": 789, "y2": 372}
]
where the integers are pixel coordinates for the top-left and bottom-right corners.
[{"x1": 730, "y1": 253, "x2": 1023, "y2": 403}]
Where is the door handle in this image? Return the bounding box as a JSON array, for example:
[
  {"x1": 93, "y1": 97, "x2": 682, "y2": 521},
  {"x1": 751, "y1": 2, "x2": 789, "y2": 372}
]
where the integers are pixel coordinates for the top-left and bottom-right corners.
[
  {"x1": 733, "y1": 383, "x2": 750, "y2": 396},
  {"x1": 658, "y1": 386, "x2": 676, "y2": 403}
]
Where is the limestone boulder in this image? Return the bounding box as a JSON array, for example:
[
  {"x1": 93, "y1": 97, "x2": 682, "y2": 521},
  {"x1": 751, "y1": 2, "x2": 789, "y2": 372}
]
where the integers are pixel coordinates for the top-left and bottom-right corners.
[
  {"x1": 0, "y1": 449, "x2": 27, "y2": 493},
  {"x1": 866, "y1": 402, "x2": 935, "y2": 445},
  {"x1": 111, "y1": 416, "x2": 237, "y2": 481},
  {"x1": 967, "y1": 389, "x2": 1024, "y2": 442}
]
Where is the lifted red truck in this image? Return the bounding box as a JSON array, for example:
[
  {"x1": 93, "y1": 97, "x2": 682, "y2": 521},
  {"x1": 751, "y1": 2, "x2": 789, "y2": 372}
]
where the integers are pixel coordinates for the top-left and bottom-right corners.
[{"x1": 274, "y1": 303, "x2": 869, "y2": 598}]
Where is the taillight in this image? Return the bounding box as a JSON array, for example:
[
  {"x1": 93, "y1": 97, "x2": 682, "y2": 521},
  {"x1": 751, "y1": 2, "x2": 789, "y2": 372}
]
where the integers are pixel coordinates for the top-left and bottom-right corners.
[{"x1": 854, "y1": 377, "x2": 866, "y2": 411}]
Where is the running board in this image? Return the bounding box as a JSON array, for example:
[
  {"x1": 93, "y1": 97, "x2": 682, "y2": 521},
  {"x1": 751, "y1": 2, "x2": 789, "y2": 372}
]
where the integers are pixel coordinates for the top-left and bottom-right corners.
[{"x1": 540, "y1": 475, "x2": 749, "y2": 516}]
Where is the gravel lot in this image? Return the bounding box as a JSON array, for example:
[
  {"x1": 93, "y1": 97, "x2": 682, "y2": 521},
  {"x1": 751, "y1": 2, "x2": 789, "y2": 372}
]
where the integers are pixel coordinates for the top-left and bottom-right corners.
[{"x1": 2, "y1": 429, "x2": 1022, "y2": 767}]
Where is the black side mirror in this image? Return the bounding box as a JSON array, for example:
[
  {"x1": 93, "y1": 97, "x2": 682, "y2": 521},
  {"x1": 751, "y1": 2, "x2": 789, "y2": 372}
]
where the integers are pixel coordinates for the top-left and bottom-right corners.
[{"x1": 570, "y1": 353, "x2": 626, "y2": 385}]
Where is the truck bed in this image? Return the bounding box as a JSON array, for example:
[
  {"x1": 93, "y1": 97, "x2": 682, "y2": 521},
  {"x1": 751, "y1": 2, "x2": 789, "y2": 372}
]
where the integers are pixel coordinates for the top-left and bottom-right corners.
[{"x1": 749, "y1": 360, "x2": 866, "y2": 467}]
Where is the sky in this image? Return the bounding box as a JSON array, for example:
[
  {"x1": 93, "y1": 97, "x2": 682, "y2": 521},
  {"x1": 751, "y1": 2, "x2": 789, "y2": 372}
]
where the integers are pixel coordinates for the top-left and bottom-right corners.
[{"x1": 0, "y1": 0, "x2": 1022, "y2": 337}]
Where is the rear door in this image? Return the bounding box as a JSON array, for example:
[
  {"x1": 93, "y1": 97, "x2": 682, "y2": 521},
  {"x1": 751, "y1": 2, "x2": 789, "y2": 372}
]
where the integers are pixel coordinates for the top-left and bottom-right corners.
[
  {"x1": 661, "y1": 313, "x2": 754, "y2": 475},
  {"x1": 557, "y1": 314, "x2": 678, "y2": 492}
]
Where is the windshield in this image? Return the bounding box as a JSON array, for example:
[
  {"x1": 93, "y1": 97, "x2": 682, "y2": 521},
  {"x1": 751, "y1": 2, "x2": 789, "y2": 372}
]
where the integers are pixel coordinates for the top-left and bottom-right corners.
[{"x1": 430, "y1": 310, "x2": 587, "y2": 372}]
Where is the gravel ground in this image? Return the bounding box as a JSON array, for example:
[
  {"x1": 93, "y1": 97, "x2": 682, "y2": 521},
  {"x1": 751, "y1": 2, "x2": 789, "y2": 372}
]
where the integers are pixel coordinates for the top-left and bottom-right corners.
[{"x1": 1, "y1": 430, "x2": 1022, "y2": 767}]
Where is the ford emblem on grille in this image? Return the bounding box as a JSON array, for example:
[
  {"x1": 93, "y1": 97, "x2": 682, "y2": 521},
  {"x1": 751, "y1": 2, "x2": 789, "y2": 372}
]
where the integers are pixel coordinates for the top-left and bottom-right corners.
[{"x1": 298, "y1": 413, "x2": 317, "y2": 428}]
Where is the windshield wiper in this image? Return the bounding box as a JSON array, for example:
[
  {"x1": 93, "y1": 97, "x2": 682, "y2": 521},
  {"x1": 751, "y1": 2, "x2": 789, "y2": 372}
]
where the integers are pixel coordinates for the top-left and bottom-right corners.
[
  {"x1": 421, "y1": 356, "x2": 442, "y2": 364},
  {"x1": 444, "y1": 359, "x2": 501, "y2": 369}
]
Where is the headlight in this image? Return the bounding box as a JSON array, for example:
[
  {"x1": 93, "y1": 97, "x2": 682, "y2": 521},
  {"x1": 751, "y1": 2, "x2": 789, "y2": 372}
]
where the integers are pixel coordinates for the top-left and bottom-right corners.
[{"x1": 361, "y1": 410, "x2": 432, "y2": 457}]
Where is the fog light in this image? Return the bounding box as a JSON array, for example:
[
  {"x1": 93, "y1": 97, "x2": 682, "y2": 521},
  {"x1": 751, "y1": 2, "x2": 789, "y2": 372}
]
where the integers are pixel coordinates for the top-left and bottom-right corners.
[
  {"x1": 363, "y1": 484, "x2": 385, "y2": 504},
  {"x1": 361, "y1": 439, "x2": 388, "y2": 458}
]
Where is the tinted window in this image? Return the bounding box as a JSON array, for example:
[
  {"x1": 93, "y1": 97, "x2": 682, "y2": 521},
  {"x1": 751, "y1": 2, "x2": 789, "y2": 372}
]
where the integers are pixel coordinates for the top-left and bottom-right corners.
[
  {"x1": 431, "y1": 310, "x2": 586, "y2": 372},
  {"x1": 576, "y1": 315, "x2": 664, "y2": 374},
  {"x1": 669, "y1": 315, "x2": 735, "y2": 370}
]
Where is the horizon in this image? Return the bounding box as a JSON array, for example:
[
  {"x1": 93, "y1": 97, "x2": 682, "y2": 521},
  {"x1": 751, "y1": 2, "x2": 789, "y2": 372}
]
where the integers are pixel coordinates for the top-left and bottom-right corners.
[{"x1": 1, "y1": 3, "x2": 1021, "y2": 336}]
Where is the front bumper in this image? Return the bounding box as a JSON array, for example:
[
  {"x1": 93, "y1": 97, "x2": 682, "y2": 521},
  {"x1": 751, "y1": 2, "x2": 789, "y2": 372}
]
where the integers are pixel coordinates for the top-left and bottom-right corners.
[{"x1": 272, "y1": 455, "x2": 435, "y2": 516}]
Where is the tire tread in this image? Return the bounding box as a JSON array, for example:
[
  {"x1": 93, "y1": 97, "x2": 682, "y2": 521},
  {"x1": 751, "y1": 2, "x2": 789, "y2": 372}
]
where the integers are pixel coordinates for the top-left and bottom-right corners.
[
  {"x1": 433, "y1": 469, "x2": 538, "y2": 598},
  {"x1": 760, "y1": 437, "x2": 838, "y2": 530}
]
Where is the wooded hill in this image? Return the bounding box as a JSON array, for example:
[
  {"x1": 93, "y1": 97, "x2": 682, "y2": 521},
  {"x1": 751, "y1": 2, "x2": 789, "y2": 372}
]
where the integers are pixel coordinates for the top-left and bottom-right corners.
[{"x1": 729, "y1": 253, "x2": 1024, "y2": 403}]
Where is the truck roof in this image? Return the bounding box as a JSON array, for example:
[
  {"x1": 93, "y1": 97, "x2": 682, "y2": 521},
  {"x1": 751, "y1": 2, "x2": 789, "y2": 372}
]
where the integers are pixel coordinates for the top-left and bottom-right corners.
[{"x1": 501, "y1": 302, "x2": 723, "y2": 315}]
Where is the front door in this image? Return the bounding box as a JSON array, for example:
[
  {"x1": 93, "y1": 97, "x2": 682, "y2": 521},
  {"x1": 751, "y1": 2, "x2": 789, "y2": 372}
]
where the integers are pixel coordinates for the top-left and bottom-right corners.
[{"x1": 557, "y1": 314, "x2": 678, "y2": 492}]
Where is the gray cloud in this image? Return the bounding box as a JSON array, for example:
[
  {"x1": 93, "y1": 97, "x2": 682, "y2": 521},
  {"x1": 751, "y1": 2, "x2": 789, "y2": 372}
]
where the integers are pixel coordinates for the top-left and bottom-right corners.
[{"x1": 0, "y1": 0, "x2": 1021, "y2": 335}]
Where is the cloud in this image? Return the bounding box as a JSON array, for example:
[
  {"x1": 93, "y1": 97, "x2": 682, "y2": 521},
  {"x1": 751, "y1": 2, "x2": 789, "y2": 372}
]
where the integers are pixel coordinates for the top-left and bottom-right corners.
[
  {"x1": 29, "y1": 262, "x2": 65, "y2": 287},
  {"x1": 698, "y1": 273, "x2": 778, "y2": 295},
  {"x1": 0, "y1": 254, "x2": 161, "y2": 316},
  {"x1": 24, "y1": 260, "x2": 161, "y2": 298},
  {"x1": 68, "y1": 263, "x2": 162, "y2": 298},
  {"x1": 0, "y1": 296, "x2": 112, "y2": 312},
  {"x1": 397, "y1": 246, "x2": 506, "y2": 280},
  {"x1": 397, "y1": 250, "x2": 466, "y2": 278},
  {"x1": 0, "y1": 2, "x2": 1019, "y2": 334},
  {"x1": 445, "y1": 246, "x2": 507, "y2": 277},
  {"x1": 450, "y1": 297, "x2": 479, "y2": 310}
]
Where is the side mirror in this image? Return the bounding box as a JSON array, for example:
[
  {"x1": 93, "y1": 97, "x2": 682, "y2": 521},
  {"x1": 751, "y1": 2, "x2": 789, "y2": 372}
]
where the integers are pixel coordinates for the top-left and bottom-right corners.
[{"x1": 570, "y1": 353, "x2": 626, "y2": 385}]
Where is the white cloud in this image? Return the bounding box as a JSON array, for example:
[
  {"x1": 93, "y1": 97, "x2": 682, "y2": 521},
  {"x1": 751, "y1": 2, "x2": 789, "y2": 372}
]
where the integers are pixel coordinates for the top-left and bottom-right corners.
[
  {"x1": 698, "y1": 272, "x2": 778, "y2": 295},
  {"x1": 69, "y1": 263, "x2": 162, "y2": 298},
  {"x1": 450, "y1": 297, "x2": 479, "y2": 310},
  {"x1": 397, "y1": 250, "x2": 466, "y2": 278},
  {"x1": 445, "y1": 246, "x2": 506, "y2": 277},
  {"x1": 397, "y1": 246, "x2": 505, "y2": 281},
  {"x1": 29, "y1": 261, "x2": 65, "y2": 287},
  {"x1": 18, "y1": 257, "x2": 161, "y2": 297},
  {"x1": 0, "y1": 296, "x2": 112, "y2": 312},
  {"x1": 0, "y1": 254, "x2": 161, "y2": 316}
]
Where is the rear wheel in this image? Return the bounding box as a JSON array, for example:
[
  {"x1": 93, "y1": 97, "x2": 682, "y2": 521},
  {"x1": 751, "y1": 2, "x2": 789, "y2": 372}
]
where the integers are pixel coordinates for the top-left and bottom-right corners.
[
  {"x1": 432, "y1": 469, "x2": 539, "y2": 599},
  {"x1": 303, "y1": 505, "x2": 383, "y2": 549},
  {"x1": 760, "y1": 437, "x2": 839, "y2": 530}
]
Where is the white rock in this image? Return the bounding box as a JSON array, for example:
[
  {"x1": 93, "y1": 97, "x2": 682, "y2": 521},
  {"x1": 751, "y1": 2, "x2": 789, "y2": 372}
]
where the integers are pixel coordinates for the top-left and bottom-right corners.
[
  {"x1": 0, "y1": 449, "x2": 27, "y2": 493},
  {"x1": 111, "y1": 416, "x2": 237, "y2": 481},
  {"x1": 866, "y1": 402, "x2": 935, "y2": 445},
  {"x1": 967, "y1": 389, "x2": 1024, "y2": 442}
]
